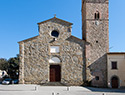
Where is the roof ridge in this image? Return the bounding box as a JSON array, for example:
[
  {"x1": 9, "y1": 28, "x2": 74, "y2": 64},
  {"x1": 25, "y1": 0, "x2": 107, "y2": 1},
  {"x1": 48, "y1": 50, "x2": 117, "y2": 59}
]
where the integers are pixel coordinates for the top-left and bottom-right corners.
[
  {"x1": 37, "y1": 17, "x2": 73, "y2": 25},
  {"x1": 18, "y1": 35, "x2": 39, "y2": 43}
]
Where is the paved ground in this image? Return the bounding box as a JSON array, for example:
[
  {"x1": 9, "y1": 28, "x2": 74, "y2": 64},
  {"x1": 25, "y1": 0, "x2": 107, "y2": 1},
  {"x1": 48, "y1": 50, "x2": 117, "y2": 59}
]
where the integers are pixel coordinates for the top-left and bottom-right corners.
[{"x1": 0, "y1": 85, "x2": 125, "y2": 95}]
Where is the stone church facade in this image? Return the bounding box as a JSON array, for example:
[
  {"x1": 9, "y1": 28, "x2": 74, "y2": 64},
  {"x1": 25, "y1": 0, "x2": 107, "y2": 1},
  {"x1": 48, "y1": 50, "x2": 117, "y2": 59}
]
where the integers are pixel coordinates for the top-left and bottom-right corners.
[
  {"x1": 18, "y1": 0, "x2": 109, "y2": 87},
  {"x1": 18, "y1": 17, "x2": 85, "y2": 85}
]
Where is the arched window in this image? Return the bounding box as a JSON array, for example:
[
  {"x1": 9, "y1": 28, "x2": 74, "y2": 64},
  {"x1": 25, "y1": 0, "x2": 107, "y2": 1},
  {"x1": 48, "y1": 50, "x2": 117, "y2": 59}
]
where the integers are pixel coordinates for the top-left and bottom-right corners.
[
  {"x1": 94, "y1": 11, "x2": 100, "y2": 20},
  {"x1": 49, "y1": 57, "x2": 61, "y2": 63},
  {"x1": 51, "y1": 30, "x2": 59, "y2": 37}
]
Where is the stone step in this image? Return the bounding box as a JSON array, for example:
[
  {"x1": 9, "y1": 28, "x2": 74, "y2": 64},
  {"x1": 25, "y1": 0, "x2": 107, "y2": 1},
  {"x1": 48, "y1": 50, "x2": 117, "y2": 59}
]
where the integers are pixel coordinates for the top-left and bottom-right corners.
[{"x1": 40, "y1": 82, "x2": 67, "y2": 86}]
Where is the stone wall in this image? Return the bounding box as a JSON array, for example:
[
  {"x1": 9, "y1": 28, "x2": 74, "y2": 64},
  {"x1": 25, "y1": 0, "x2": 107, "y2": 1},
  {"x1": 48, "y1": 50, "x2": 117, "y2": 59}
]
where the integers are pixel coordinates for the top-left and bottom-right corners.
[
  {"x1": 19, "y1": 42, "x2": 24, "y2": 84},
  {"x1": 86, "y1": 3, "x2": 109, "y2": 20},
  {"x1": 82, "y1": 0, "x2": 109, "y2": 87},
  {"x1": 18, "y1": 0, "x2": 110, "y2": 87},
  {"x1": 19, "y1": 18, "x2": 85, "y2": 85}
]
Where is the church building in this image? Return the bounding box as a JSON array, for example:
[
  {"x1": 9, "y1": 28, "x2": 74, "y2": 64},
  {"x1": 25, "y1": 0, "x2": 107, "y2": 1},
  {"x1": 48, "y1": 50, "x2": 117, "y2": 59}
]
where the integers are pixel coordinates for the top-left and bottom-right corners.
[{"x1": 18, "y1": 0, "x2": 109, "y2": 87}]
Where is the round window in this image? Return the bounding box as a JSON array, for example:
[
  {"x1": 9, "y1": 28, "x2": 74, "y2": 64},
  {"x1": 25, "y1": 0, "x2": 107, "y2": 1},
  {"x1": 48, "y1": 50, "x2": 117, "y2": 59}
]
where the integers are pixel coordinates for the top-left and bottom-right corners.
[{"x1": 51, "y1": 30, "x2": 59, "y2": 37}]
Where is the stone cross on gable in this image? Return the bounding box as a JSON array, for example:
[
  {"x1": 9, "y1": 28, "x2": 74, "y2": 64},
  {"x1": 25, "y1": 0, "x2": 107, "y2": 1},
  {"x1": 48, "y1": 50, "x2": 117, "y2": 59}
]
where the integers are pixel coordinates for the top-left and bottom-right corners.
[{"x1": 54, "y1": 14, "x2": 56, "y2": 18}]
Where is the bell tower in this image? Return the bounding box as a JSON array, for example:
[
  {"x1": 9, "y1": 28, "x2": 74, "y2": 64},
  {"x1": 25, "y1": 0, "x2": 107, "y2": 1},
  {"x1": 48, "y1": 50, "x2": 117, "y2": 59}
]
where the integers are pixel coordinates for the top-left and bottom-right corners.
[{"x1": 82, "y1": 0, "x2": 109, "y2": 87}]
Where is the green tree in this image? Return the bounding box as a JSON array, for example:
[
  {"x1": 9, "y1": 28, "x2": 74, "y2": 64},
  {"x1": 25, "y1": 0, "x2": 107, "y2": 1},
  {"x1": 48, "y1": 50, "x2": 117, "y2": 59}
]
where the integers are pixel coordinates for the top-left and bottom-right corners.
[
  {"x1": 0, "y1": 58, "x2": 9, "y2": 71},
  {"x1": 7, "y1": 54, "x2": 19, "y2": 79}
]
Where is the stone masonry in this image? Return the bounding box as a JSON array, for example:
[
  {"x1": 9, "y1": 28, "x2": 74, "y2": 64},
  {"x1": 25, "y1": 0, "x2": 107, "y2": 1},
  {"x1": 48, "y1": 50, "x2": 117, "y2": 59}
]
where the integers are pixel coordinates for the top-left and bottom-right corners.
[
  {"x1": 82, "y1": 0, "x2": 109, "y2": 87},
  {"x1": 19, "y1": 17, "x2": 85, "y2": 85},
  {"x1": 19, "y1": 0, "x2": 109, "y2": 87}
]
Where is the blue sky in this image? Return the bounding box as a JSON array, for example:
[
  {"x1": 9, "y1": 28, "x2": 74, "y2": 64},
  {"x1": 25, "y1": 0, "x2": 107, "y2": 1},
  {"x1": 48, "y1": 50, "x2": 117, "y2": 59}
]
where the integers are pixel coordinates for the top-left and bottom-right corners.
[{"x1": 0, "y1": 0, "x2": 125, "y2": 59}]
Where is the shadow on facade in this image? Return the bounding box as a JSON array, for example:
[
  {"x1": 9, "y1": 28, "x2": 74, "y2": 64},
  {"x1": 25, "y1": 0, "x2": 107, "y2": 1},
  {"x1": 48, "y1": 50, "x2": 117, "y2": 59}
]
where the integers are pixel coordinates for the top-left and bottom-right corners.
[{"x1": 86, "y1": 53, "x2": 107, "y2": 87}]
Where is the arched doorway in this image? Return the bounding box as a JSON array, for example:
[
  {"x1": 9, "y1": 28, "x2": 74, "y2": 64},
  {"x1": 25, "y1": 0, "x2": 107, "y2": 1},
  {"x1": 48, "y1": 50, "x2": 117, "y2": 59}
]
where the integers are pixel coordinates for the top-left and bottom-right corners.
[
  {"x1": 111, "y1": 76, "x2": 119, "y2": 88},
  {"x1": 49, "y1": 57, "x2": 61, "y2": 82}
]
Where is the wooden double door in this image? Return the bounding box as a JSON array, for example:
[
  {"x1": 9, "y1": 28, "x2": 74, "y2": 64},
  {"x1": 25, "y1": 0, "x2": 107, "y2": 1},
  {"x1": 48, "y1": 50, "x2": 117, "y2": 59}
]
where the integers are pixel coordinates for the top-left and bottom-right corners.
[{"x1": 50, "y1": 65, "x2": 61, "y2": 82}]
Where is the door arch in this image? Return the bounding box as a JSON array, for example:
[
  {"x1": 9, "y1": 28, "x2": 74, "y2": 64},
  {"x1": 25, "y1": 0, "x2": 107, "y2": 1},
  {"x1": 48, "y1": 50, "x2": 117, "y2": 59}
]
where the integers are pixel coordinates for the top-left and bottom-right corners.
[
  {"x1": 111, "y1": 76, "x2": 119, "y2": 88},
  {"x1": 49, "y1": 57, "x2": 61, "y2": 63}
]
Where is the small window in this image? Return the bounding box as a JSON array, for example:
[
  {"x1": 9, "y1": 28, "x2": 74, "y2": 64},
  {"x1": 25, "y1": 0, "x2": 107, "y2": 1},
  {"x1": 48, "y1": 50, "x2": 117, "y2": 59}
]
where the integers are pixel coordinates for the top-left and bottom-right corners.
[
  {"x1": 95, "y1": 13, "x2": 97, "y2": 19},
  {"x1": 51, "y1": 30, "x2": 59, "y2": 37},
  {"x1": 94, "y1": 11, "x2": 100, "y2": 20},
  {"x1": 111, "y1": 61, "x2": 117, "y2": 69},
  {"x1": 97, "y1": 12, "x2": 100, "y2": 19},
  {"x1": 96, "y1": 41, "x2": 98, "y2": 43},
  {"x1": 96, "y1": 76, "x2": 99, "y2": 81}
]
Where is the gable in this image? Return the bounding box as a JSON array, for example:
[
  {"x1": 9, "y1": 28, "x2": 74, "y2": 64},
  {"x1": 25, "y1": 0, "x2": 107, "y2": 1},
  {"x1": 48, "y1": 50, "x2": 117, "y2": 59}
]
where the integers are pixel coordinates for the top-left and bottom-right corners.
[{"x1": 37, "y1": 17, "x2": 73, "y2": 26}]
